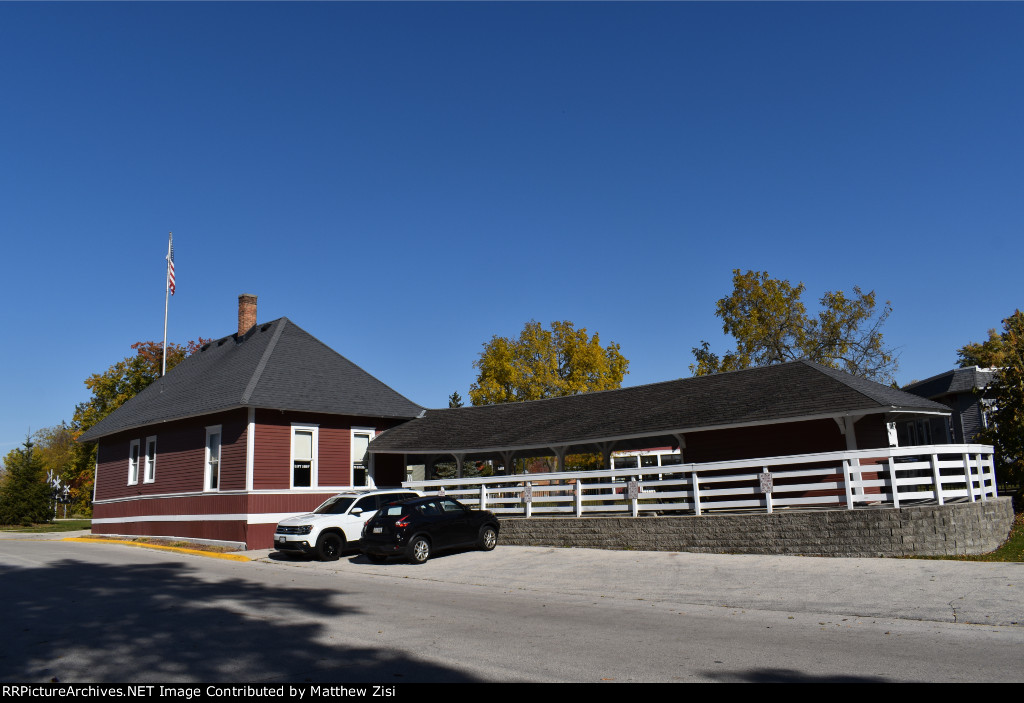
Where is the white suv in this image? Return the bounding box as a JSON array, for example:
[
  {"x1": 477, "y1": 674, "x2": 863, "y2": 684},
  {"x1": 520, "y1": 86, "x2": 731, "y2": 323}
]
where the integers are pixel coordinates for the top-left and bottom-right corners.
[{"x1": 273, "y1": 489, "x2": 420, "y2": 561}]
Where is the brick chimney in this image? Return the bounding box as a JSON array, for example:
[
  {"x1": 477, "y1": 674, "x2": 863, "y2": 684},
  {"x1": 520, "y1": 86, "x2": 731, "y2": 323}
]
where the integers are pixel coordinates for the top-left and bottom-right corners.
[{"x1": 238, "y1": 294, "x2": 258, "y2": 337}]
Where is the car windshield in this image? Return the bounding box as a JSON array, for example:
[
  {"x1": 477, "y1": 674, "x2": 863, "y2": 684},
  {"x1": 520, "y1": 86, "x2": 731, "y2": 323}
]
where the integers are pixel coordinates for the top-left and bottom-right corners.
[{"x1": 313, "y1": 497, "x2": 356, "y2": 515}]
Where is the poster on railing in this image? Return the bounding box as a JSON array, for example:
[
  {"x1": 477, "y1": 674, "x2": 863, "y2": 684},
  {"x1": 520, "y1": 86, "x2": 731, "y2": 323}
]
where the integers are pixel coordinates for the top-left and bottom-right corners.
[
  {"x1": 627, "y1": 480, "x2": 639, "y2": 500},
  {"x1": 759, "y1": 473, "x2": 774, "y2": 494}
]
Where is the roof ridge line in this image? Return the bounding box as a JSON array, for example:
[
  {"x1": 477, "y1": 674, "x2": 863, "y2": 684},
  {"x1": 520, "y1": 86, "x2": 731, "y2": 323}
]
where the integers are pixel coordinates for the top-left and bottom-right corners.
[
  {"x1": 803, "y1": 360, "x2": 903, "y2": 407},
  {"x1": 241, "y1": 319, "x2": 288, "y2": 405}
]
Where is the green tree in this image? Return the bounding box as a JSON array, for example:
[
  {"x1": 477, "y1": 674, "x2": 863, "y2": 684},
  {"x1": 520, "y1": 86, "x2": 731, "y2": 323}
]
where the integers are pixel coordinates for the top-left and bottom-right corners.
[
  {"x1": 68, "y1": 339, "x2": 209, "y2": 515},
  {"x1": 963, "y1": 311, "x2": 1024, "y2": 489},
  {"x1": 0, "y1": 437, "x2": 52, "y2": 525},
  {"x1": 448, "y1": 391, "x2": 465, "y2": 408},
  {"x1": 958, "y1": 328, "x2": 1009, "y2": 368},
  {"x1": 690, "y1": 269, "x2": 898, "y2": 383},
  {"x1": 31, "y1": 423, "x2": 77, "y2": 515},
  {"x1": 470, "y1": 320, "x2": 629, "y2": 405}
]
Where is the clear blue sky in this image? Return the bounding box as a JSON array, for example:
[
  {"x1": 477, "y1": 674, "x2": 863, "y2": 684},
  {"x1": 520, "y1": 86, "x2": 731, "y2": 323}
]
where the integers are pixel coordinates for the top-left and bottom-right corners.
[{"x1": 1, "y1": 2, "x2": 1021, "y2": 451}]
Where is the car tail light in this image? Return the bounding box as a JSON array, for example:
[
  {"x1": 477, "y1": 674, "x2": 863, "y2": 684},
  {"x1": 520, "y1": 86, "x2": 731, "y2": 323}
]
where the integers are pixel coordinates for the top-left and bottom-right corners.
[{"x1": 395, "y1": 515, "x2": 411, "y2": 528}]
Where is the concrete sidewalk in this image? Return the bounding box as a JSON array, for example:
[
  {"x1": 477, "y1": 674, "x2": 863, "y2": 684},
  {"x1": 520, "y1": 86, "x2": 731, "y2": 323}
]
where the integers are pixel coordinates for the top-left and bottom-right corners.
[{"x1": 246, "y1": 543, "x2": 1024, "y2": 628}]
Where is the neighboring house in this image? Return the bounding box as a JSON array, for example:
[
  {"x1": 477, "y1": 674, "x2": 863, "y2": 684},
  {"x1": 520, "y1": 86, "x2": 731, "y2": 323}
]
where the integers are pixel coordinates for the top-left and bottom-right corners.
[
  {"x1": 80, "y1": 295, "x2": 423, "y2": 549},
  {"x1": 902, "y1": 366, "x2": 997, "y2": 444}
]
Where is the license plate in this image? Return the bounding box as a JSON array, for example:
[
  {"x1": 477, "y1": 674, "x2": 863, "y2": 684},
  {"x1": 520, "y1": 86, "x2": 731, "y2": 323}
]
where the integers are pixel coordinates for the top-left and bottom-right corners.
[
  {"x1": 276, "y1": 537, "x2": 286, "y2": 544},
  {"x1": 373, "y1": 527, "x2": 383, "y2": 533}
]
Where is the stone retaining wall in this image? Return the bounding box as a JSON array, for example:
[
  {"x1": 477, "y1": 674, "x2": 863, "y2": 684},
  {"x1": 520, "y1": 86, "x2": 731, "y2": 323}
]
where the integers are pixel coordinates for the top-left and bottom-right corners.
[{"x1": 497, "y1": 497, "x2": 1014, "y2": 557}]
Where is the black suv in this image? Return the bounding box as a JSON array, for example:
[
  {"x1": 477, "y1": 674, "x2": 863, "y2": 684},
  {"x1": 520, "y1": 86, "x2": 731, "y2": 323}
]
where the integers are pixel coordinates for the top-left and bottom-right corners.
[{"x1": 360, "y1": 496, "x2": 500, "y2": 564}]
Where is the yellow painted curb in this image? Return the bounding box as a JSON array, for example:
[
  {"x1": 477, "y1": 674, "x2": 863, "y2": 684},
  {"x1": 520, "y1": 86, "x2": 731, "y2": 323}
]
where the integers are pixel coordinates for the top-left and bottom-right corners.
[{"x1": 63, "y1": 537, "x2": 251, "y2": 561}]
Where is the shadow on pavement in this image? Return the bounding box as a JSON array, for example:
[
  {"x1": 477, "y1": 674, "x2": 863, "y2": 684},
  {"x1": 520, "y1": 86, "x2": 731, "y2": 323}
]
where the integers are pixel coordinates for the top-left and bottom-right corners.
[
  {"x1": 702, "y1": 668, "x2": 890, "y2": 683},
  {"x1": 0, "y1": 558, "x2": 481, "y2": 683}
]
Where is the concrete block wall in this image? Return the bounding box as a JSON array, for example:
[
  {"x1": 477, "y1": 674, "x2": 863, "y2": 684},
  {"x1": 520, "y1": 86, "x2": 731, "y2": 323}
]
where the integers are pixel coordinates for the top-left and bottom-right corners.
[{"x1": 497, "y1": 497, "x2": 1014, "y2": 557}]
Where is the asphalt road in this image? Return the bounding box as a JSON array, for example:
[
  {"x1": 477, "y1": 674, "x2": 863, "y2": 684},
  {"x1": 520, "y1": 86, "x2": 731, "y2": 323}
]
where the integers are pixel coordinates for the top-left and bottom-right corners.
[{"x1": 0, "y1": 534, "x2": 1021, "y2": 683}]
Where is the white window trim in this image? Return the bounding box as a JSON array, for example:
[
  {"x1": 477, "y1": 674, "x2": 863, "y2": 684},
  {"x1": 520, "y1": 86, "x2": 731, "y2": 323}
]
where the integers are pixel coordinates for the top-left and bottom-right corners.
[
  {"x1": 350, "y1": 427, "x2": 376, "y2": 487},
  {"x1": 245, "y1": 407, "x2": 255, "y2": 491},
  {"x1": 205, "y1": 425, "x2": 222, "y2": 492},
  {"x1": 143, "y1": 435, "x2": 157, "y2": 484},
  {"x1": 128, "y1": 439, "x2": 140, "y2": 486},
  {"x1": 290, "y1": 423, "x2": 319, "y2": 489}
]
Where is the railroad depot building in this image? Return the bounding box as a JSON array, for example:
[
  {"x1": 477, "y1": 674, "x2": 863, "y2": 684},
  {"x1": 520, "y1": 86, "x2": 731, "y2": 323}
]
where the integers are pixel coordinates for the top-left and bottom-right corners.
[
  {"x1": 84, "y1": 295, "x2": 971, "y2": 550},
  {"x1": 82, "y1": 295, "x2": 423, "y2": 549}
]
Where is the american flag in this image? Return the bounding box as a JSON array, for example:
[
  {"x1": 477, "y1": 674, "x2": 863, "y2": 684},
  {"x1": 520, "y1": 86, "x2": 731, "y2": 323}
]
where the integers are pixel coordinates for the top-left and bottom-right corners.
[{"x1": 166, "y1": 232, "x2": 176, "y2": 296}]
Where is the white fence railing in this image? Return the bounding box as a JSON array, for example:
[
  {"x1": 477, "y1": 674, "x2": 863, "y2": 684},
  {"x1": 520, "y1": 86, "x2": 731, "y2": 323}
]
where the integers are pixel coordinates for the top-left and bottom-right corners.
[{"x1": 401, "y1": 444, "x2": 998, "y2": 517}]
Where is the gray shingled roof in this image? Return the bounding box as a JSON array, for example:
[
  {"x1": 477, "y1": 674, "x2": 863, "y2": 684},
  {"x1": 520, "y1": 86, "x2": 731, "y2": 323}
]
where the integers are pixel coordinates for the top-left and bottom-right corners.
[
  {"x1": 80, "y1": 317, "x2": 424, "y2": 442},
  {"x1": 370, "y1": 360, "x2": 949, "y2": 455},
  {"x1": 903, "y1": 366, "x2": 997, "y2": 400}
]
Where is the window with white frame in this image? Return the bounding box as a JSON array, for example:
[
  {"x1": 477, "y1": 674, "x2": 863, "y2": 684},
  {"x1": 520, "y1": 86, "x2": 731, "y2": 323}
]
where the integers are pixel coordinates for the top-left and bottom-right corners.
[
  {"x1": 144, "y1": 436, "x2": 157, "y2": 483},
  {"x1": 351, "y1": 428, "x2": 374, "y2": 487},
  {"x1": 128, "y1": 439, "x2": 140, "y2": 485},
  {"x1": 205, "y1": 425, "x2": 222, "y2": 491},
  {"x1": 291, "y1": 425, "x2": 318, "y2": 488}
]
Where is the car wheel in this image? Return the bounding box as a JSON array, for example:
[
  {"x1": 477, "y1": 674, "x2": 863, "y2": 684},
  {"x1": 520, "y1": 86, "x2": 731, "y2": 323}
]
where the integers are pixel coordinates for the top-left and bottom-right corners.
[
  {"x1": 478, "y1": 525, "x2": 498, "y2": 551},
  {"x1": 367, "y1": 553, "x2": 388, "y2": 564},
  {"x1": 407, "y1": 536, "x2": 431, "y2": 564},
  {"x1": 316, "y1": 533, "x2": 344, "y2": 561}
]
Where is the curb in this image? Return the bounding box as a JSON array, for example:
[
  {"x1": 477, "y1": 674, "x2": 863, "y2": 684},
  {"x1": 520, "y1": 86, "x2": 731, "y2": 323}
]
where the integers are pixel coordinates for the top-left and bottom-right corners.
[{"x1": 62, "y1": 537, "x2": 251, "y2": 562}]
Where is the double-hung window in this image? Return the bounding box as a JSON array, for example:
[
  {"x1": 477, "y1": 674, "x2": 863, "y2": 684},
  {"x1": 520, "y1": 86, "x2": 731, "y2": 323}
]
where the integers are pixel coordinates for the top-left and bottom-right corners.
[
  {"x1": 128, "y1": 439, "x2": 140, "y2": 485},
  {"x1": 291, "y1": 424, "x2": 318, "y2": 488},
  {"x1": 205, "y1": 425, "x2": 222, "y2": 491},
  {"x1": 351, "y1": 428, "x2": 374, "y2": 487},
  {"x1": 144, "y1": 436, "x2": 157, "y2": 483}
]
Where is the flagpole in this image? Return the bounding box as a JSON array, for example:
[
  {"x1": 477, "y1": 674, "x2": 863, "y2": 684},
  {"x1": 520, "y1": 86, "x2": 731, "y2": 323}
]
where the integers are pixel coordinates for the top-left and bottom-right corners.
[{"x1": 162, "y1": 232, "x2": 172, "y2": 376}]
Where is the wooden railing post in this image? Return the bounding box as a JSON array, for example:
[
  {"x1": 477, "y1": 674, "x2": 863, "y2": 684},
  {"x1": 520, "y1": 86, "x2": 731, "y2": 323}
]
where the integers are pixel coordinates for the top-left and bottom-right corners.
[
  {"x1": 888, "y1": 459, "x2": 900, "y2": 509},
  {"x1": 629, "y1": 477, "x2": 639, "y2": 518},
  {"x1": 842, "y1": 459, "x2": 855, "y2": 510},
  {"x1": 574, "y1": 479, "x2": 582, "y2": 517},
  {"x1": 692, "y1": 471, "x2": 701, "y2": 516},
  {"x1": 931, "y1": 454, "x2": 943, "y2": 505},
  {"x1": 479, "y1": 483, "x2": 488, "y2": 510},
  {"x1": 761, "y1": 467, "x2": 773, "y2": 514},
  {"x1": 978, "y1": 454, "x2": 990, "y2": 500},
  {"x1": 962, "y1": 453, "x2": 975, "y2": 503}
]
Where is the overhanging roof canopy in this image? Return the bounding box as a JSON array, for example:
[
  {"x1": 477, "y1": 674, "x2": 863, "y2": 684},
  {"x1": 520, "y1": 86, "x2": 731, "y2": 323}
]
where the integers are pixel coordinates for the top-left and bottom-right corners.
[{"x1": 370, "y1": 360, "x2": 949, "y2": 459}]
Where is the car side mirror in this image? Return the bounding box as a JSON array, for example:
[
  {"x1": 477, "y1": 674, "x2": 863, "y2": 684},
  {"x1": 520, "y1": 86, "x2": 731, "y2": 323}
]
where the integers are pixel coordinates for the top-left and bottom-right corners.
[{"x1": 351, "y1": 507, "x2": 363, "y2": 515}]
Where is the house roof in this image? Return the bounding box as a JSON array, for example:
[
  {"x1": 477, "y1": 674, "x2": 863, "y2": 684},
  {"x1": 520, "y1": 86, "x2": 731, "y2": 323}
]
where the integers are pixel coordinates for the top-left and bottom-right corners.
[
  {"x1": 80, "y1": 317, "x2": 424, "y2": 442},
  {"x1": 369, "y1": 360, "x2": 950, "y2": 457},
  {"x1": 902, "y1": 366, "x2": 997, "y2": 400}
]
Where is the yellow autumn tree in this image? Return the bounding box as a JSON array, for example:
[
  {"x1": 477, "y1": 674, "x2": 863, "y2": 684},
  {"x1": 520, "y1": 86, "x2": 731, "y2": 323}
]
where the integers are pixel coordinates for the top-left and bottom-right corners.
[
  {"x1": 469, "y1": 321, "x2": 629, "y2": 472},
  {"x1": 691, "y1": 270, "x2": 898, "y2": 383},
  {"x1": 67, "y1": 339, "x2": 210, "y2": 515},
  {"x1": 470, "y1": 320, "x2": 629, "y2": 405}
]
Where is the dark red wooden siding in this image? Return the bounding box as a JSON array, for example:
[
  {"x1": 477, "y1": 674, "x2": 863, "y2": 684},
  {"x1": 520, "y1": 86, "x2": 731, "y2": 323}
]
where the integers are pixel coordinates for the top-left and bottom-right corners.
[
  {"x1": 93, "y1": 493, "x2": 249, "y2": 518},
  {"x1": 685, "y1": 418, "x2": 849, "y2": 464},
  {"x1": 93, "y1": 519, "x2": 247, "y2": 544},
  {"x1": 252, "y1": 410, "x2": 407, "y2": 489},
  {"x1": 93, "y1": 409, "x2": 247, "y2": 501}
]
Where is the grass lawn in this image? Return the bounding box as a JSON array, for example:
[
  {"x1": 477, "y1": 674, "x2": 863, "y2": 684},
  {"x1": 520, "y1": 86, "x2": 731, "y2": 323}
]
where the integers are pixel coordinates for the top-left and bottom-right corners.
[{"x1": 0, "y1": 519, "x2": 92, "y2": 533}]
